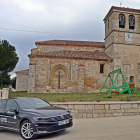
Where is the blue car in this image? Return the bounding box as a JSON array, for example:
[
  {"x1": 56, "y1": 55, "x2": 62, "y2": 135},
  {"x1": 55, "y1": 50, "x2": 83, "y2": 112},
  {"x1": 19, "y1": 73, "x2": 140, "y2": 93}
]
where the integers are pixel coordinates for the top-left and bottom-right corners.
[{"x1": 0, "y1": 97, "x2": 73, "y2": 140}]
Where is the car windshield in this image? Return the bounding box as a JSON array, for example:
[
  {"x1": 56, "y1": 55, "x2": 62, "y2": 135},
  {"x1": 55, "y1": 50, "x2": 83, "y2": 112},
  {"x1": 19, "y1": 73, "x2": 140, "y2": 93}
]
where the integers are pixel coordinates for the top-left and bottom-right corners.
[{"x1": 16, "y1": 98, "x2": 51, "y2": 109}]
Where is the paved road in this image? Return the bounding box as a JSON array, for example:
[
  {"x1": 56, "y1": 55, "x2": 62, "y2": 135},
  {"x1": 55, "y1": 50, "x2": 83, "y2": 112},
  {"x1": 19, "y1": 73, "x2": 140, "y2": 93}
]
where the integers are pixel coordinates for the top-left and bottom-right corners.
[{"x1": 0, "y1": 116, "x2": 140, "y2": 140}]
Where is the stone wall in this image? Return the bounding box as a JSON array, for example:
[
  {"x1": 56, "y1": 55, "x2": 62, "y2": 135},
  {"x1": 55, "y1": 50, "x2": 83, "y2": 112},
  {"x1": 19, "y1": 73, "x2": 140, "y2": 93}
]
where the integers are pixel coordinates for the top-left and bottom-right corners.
[
  {"x1": 54, "y1": 102, "x2": 140, "y2": 118},
  {"x1": 28, "y1": 65, "x2": 35, "y2": 93},
  {"x1": 35, "y1": 59, "x2": 48, "y2": 93},
  {"x1": 16, "y1": 73, "x2": 28, "y2": 92},
  {"x1": 105, "y1": 43, "x2": 140, "y2": 88},
  {"x1": 84, "y1": 60, "x2": 111, "y2": 92},
  {"x1": 28, "y1": 57, "x2": 111, "y2": 93}
]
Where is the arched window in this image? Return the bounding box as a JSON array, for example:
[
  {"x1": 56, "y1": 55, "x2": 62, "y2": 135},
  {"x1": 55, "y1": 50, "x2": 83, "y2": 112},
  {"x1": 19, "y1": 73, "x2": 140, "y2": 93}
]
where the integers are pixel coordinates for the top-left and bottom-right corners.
[
  {"x1": 129, "y1": 15, "x2": 135, "y2": 29},
  {"x1": 119, "y1": 14, "x2": 125, "y2": 28},
  {"x1": 130, "y1": 76, "x2": 134, "y2": 83}
]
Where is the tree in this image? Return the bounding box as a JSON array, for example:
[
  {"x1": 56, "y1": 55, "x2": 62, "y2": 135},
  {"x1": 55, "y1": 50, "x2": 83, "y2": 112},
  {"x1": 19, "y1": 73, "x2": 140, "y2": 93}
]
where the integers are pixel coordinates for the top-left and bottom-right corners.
[
  {"x1": 11, "y1": 77, "x2": 16, "y2": 89},
  {"x1": 0, "y1": 39, "x2": 19, "y2": 88},
  {"x1": 0, "y1": 72, "x2": 11, "y2": 88},
  {"x1": 0, "y1": 40, "x2": 19, "y2": 75}
]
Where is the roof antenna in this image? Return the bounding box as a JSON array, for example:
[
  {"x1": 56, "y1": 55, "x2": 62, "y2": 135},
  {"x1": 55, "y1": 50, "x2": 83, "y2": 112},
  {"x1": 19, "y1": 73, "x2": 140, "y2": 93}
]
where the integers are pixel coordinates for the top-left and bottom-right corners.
[{"x1": 120, "y1": 2, "x2": 122, "y2": 7}]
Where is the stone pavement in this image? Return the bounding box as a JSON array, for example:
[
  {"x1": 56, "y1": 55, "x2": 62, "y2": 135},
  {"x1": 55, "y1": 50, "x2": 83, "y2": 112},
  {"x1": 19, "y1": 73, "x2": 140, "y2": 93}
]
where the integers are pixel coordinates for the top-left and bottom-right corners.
[{"x1": 0, "y1": 116, "x2": 140, "y2": 140}]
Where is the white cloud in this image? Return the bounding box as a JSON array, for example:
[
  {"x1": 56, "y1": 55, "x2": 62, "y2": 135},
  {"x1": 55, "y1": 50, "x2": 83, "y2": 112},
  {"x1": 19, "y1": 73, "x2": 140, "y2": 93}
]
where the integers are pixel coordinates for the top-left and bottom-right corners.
[
  {"x1": 13, "y1": 0, "x2": 45, "y2": 11},
  {"x1": 10, "y1": 73, "x2": 17, "y2": 79}
]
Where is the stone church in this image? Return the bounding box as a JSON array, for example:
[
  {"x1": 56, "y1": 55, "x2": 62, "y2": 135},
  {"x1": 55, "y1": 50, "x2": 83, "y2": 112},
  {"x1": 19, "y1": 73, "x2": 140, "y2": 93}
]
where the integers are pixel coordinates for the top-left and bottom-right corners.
[{"x1": 16, "y1": 6, "x2": 140, "y2": 93}]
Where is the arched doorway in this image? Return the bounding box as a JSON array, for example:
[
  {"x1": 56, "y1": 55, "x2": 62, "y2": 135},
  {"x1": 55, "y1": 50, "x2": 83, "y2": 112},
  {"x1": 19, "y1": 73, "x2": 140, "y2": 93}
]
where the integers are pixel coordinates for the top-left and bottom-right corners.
[
  {"x1": 130, "y1": 76, "x2": 134, "y2": 83},
  {"x1": 50, "y1": 65, "x2": 69, "y2": 89}
]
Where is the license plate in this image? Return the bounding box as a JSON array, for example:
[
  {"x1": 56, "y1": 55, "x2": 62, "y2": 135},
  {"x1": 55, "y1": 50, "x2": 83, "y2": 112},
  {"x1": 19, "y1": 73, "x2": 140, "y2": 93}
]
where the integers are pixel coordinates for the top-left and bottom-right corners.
[{"x1": 58, "y1": 119, "x2": 69, "y2": 126}]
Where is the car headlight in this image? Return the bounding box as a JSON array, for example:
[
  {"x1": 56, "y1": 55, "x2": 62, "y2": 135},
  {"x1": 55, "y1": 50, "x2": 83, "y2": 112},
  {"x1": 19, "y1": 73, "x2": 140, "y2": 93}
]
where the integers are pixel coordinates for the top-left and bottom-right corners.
[{"x1": 33, "y1": 117, "x2": 50, "y2": 122}]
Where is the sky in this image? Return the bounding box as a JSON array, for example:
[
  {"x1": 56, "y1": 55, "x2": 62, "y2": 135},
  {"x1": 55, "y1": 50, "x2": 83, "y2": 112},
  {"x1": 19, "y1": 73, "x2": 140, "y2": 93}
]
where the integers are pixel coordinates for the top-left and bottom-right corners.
[{"x1": 0, "y1": 0, "x2": 140, "y2": 79}]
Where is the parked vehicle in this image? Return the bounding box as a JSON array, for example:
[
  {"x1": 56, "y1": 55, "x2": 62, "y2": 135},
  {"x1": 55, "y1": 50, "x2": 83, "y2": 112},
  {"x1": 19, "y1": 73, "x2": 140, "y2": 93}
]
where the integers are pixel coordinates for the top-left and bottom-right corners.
[{"x1": 0, "y1": 97, "x2": 73, "y2": 140}]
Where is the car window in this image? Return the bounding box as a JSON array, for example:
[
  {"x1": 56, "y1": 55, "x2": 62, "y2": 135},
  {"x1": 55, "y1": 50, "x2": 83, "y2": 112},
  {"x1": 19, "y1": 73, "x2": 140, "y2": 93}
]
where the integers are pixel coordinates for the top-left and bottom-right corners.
[
  {"x1": 6, "y1": 100, "x2": 17, "y2": 110},
  {"x1": 16, "y1": 98, "x2": 50, "y2": 109},
  {"x1": 0, "y1": 100, "x2": 7, "y2": 110}
]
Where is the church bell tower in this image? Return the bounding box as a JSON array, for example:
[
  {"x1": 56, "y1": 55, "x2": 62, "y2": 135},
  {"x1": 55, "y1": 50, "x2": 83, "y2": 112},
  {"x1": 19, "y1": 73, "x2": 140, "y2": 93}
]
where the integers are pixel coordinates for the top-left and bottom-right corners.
[{"x1": 104, "y1": 6, "x2": 140, "y2": 88}]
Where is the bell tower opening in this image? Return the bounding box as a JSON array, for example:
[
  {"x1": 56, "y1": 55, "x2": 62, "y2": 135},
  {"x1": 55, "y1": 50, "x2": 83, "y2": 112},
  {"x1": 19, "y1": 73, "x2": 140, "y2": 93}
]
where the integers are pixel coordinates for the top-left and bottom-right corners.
[
  {"x1": 129, "y1": 15, "x2": 135, "y2": 29},
  {"x1": 119, "y1": 14, "x2": 125, "y2": 28}
]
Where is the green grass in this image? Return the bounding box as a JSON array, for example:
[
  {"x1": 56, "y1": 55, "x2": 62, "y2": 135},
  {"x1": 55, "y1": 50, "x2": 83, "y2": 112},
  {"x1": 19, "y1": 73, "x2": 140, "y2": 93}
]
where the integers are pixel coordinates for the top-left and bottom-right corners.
[{"x1": 9, "y1": 92, "x2": 140, "y2": 102}]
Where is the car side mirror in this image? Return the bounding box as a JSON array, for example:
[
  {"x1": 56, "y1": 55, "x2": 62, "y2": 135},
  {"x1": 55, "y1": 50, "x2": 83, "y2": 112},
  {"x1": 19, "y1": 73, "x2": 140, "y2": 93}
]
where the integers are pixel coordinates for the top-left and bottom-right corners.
[
  {"x1": 14, "y1": 109, "x2": 19, "y2": 114},
  {"x1": 9, "y1": 109, "x2": 19, "y2": 114},
  {"x1": 7, "y1": 110, "x2": 16, "y2": 115}
]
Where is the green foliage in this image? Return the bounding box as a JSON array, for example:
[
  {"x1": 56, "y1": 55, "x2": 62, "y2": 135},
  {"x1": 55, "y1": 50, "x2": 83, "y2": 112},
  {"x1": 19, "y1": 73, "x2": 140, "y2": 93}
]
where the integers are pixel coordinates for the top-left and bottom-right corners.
[
  {"x1": 0, "y1": 40, "x2": 19, "y2": 74},
  {"x1": 0, "y1": 73, "x2": 11, "y2": 89}
]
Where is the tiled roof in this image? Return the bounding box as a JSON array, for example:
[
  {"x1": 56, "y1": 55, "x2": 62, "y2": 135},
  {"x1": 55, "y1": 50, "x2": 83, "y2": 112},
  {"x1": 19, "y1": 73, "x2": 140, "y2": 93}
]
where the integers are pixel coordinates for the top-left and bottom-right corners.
[
  {"x1": 35, "y1": 40, "x2": 105, "y2": 48},
  {"x1": 15, "y1": 69, "x2": 29, "y2": 74},
  {"x1": 104, "y1": 6, "x2": 140, "y2": 21},
  {"x1": 28, "y1": 50, "x2": 111, "y2": 61}
]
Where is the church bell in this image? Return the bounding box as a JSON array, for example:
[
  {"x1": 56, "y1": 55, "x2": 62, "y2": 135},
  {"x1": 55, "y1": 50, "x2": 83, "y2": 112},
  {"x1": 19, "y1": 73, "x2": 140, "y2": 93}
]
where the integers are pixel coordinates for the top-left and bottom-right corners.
[{"x1": 119, "y1": 21, "x2": 125, "y2": 25}]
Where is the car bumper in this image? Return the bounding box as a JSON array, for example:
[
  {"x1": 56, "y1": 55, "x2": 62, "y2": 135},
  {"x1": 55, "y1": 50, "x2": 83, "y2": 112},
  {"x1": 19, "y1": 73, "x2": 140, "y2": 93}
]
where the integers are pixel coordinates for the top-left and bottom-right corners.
[{"x1": 33, "y1": 119, "x2": 73, "y2": 135}]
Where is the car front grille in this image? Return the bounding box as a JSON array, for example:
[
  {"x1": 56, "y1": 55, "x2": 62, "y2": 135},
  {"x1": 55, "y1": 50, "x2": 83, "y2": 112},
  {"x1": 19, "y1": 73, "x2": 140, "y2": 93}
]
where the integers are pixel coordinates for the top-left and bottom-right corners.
[
  {"x1": 47, "y1": 120, "x2": 73, "y2": 132},
  {"x1": 47, "y1": 114, "x2": 71, "y2": 122}
]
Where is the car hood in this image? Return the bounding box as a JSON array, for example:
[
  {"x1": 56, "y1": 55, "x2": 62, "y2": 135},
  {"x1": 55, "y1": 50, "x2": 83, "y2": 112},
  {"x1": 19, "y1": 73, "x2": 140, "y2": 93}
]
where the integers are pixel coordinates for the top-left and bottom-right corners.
[{"x1": 21, "y1": 106, "x2": 69, "y2": 117}]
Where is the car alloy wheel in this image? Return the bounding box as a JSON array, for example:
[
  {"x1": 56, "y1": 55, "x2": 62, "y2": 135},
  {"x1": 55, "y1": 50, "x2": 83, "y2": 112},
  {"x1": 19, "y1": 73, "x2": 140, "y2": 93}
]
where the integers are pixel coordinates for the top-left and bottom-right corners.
[{"x1": 20, "y1": 120, "x2": 35, "y2": 140}]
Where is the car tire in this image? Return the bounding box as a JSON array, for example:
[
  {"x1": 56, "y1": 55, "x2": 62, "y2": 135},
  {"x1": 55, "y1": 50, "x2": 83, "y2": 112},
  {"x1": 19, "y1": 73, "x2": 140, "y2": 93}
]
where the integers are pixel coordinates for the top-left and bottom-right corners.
[
  {"x1": 20, "y1": 120, "x2": 36, "y2": 140},
  {"x1": 0, "y1": 128, "x2": 3, "y2": 132}
]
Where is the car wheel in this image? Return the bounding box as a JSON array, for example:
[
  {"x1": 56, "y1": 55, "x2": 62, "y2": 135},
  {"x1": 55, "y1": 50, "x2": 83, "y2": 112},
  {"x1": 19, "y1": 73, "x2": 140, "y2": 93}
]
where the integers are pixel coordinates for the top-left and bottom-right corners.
[{"x1": 20, "y1": 120, "x2": 36, "y2": 140}]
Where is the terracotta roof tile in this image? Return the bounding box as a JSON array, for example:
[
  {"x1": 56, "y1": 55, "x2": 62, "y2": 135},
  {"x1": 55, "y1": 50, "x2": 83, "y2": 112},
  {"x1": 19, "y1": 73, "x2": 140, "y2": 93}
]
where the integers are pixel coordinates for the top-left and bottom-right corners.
[
  {"x1": 28, "y1": 50, "x2": 111, "y2": 61},
  {"x1": 15, "y1": 69, "x2": 29, "y2": 74},
  {"x1": 35, "y1": 40, "x2": 105, "y2": 48}
]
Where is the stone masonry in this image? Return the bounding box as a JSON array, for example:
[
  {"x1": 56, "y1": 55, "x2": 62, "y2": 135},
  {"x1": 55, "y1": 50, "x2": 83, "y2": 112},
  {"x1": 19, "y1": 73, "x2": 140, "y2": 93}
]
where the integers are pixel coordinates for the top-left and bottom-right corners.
[
  {"x1": 16, "y1": 69, "x2": 29, "y2": 91},
  {"x1": 104, "y1": 6, "x2": 140, "y2": 87},
  {"x1": 25, "y1": 41, "x2": 112, "y2": 93},
  {"x1": 54, "y1": 102, "x2": 140, "y2": 119}
]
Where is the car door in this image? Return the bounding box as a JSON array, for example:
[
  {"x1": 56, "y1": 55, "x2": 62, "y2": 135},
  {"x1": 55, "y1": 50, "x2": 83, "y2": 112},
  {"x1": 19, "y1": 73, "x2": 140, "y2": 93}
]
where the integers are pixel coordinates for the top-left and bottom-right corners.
[
  {"x1": 0, "y1": 99, "x2": 8, "y2": 127},
  {"x1": 5, "y1": 99, "x2": 19, "y2": 129}
]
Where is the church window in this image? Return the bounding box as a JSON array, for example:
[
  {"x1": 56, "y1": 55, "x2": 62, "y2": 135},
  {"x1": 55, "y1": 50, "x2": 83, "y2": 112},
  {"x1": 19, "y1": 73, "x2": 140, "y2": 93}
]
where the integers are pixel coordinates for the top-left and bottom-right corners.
[
  {"x1": 100, "y1": 64, "x2": 104, "y2": 73},
  {"x1": 129, "y1": 15, "x2": 135, "y2": 29},
  {"x1": 119, "y1": 14, "x2": 125, "y2": 28},
  {"x1": 130, "y1": 76, "x2": 134, "y2": 83},
  {"x1": 108, "y1": 19, "x2": 109, "y2": 28}
]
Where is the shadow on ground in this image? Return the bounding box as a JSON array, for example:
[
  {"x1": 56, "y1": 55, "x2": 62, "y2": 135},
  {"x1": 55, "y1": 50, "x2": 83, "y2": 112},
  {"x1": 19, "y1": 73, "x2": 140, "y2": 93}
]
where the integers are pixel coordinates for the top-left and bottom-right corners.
[
  {"x1": 36, "y1": 130, "x2": 71, "y2": 139},
  {"x1": 0, "y1": 129, "x2": 71, "y2": 140}
]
